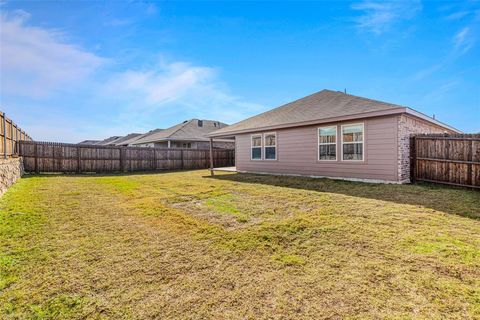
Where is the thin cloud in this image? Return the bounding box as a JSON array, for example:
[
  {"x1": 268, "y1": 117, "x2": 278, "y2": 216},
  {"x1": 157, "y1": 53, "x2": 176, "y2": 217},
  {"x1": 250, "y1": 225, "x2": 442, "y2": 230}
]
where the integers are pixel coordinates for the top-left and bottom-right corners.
[
  {"x1": 103, "y1": 59, "x2": 264, "y2": 125},
  {"x1": 453, "y1": 27, "x2": 475, "y2": 54},
  {"x1": 0, "y1": 10, "x2": 105, "y2": 98},
  {"x1": 351, "y1": 0, "x2": 421, "y2": 34}
]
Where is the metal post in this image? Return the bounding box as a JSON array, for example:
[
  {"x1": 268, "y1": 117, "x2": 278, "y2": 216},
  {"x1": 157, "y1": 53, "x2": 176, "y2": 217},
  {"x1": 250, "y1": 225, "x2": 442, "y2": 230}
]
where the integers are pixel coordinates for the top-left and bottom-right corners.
[
  {"x1": 209, "y1": 138, "x2": 214, "y2": 176},
  {"x1": 3, "y1": 113, "x2": 6, "y2": 159}
]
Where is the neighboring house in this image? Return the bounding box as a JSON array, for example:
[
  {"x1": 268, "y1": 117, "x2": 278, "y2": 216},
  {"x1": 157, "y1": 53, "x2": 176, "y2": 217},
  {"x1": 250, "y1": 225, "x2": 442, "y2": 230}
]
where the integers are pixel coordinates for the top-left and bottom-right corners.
[
  {"x1": 208, "y1": 89, "x2": 460, "y2": 183},
  {"x1": 78, "y1": 140, "x2": 100, "y2": 145},
  {"x1": 131, "y1": 119, "x2": 234, "y2": 149},
  {"x1": 111, "y1": 133, "x2": 142, "y2": 146},
  {"x1": 94, "y1": 136, "x2": 123, "y2": 146},
  {"x1": 122, "y1": 129, "x2": 164, "y2": 146}
]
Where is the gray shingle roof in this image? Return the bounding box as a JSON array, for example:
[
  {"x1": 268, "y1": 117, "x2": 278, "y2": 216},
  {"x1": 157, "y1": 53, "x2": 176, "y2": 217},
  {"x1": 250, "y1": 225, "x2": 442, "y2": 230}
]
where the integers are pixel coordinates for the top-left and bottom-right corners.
[
  {"x1": 78, "y1": 140, "x2": 100, "y2": 145},
  {"x1": 209, "y1": 89, "x2": 405, "y2": 136},
  {"x1": 120, "y1": 129, "x2": 164, "y2": 146},
  {"x1": 112, "y1": 133, "x2": 142, "y2": 146},
  {"x1": 132, "y1": 119, "x2": 228, "y2": 145},
  {"x1": 95, "y1": 136, "x2": 123, "y2": 145}
]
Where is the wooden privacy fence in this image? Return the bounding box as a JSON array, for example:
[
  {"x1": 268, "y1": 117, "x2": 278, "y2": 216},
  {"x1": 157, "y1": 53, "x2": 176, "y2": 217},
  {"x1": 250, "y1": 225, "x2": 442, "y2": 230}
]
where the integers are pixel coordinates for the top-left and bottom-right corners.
[
  {"x1": 410, "y1": 134, "x2": 480, "y2": 189},
  {"x1": 0, "y1": 112, "x2": 33, "y2": 158},
  {"x1": 19, "y1": 141, "x2": 235, "y2": 173}
]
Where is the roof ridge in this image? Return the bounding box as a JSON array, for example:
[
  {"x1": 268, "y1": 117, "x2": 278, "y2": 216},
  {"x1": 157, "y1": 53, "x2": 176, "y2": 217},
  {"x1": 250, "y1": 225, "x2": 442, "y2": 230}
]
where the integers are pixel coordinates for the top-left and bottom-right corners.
[{"x1": 166, "y1": 119, "x2": 194, "y2": 139}]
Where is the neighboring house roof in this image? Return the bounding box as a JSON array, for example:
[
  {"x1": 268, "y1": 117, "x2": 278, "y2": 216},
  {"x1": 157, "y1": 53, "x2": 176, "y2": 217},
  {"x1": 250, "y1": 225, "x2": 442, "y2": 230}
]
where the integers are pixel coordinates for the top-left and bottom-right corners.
[
  {"x1": 122, "y1": 128, "x2": 164, "y2": 145},
  {"x1": 95, "y1": 136, "x2": 123, "y2": 145},
  {"x1": 208, "y1": 89, "x2": 460, "y2": 137},
  {"x1": 112, "y1": 133, "x2": 142, "y2": 146},
  {"x1": 132, "y1": 119, "x2": 229, "y2": 145},
  {"x1": 78, "y1": 140, "x2": 100, "y2": 145}
]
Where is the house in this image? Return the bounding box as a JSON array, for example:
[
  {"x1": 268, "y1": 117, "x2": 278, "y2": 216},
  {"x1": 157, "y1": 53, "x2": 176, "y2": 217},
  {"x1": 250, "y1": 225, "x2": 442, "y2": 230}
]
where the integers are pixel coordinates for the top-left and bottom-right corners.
[
  {"x1": 110, "y1": 133, "x2": 143, "y2": 146},
  {"x1": 131, "y1": 119, "x2": 234, "y2": 149},
  {"x1": 94, "y1": 136, "x2": 123, "y2": 146},
  {"x1": 207, "y1": 89, "x2": 460, "y2": 183},
  {"x1": 117, "y1": 129, "x2": 163, "y2": 147},
  {"x1": 78, "y1": 140, "x2": 100, "y2": 145}
]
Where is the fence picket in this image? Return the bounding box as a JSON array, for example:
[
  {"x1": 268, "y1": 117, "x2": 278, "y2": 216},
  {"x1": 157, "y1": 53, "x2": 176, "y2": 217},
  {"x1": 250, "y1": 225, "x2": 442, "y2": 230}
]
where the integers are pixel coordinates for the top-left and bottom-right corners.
[
  {"x1": 411, "y1": 134, "x2": 480, "y2": 188},
  {"x1": 19, "y1": 141, "x2": 234, "y2": 173}
]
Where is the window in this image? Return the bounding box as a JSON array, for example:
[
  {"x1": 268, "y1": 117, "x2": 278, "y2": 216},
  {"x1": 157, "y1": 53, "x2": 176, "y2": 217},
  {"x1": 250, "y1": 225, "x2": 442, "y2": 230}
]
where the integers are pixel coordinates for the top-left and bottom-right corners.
[
  {"x1": 251, "y1": 134, "x2": 262, "y2": 160},
  {"x1": 264, "y1": 132, "x2": 276, "y2": 160},
  {"x1": 198, "y1": 120, "x2": 203, "y2": 127},
  {"x1": 342, "y1": 123, "x2": 364, "y2": 161},
  {"x1": 318, "y1": 126, "x2": 337, "y2": 160}
]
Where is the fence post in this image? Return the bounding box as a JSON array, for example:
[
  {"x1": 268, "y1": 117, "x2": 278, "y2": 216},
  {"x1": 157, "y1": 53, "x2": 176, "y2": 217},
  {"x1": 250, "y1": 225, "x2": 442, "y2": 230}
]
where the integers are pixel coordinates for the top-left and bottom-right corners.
[
  {"x1": 34, "y1": 142, "x2": 39, "y2": 173},
  {"x1": 467, "y1": 140, "x2": 473, "y2": 187},
  {"x1": 11, "y1": 122, "x2": 14, "y2": 155},
  {"x1": 410, "y1": 136, "x2": 416, "y2": 183},
  {"x1": 153, "y1": 148, "x2": 158, "y2": 170},
  {"x1": 181, "y1": 149, "x2": 184, "y2": 170},
  {"x1": 3, "y1": 113, "x2": 6, "y2": 159},
  {"x1": 119, "y1": 147, "x2": 124, "y2": 172},
  {"x1": 77, "y1": 146, "x2": 81, "y2": 173}
]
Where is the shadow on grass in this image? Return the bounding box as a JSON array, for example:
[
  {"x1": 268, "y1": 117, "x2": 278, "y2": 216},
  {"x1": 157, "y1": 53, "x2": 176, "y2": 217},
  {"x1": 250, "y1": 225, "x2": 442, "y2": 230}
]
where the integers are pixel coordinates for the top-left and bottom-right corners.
[
  {"x1": 21, "y1": 169, "x2": 191, "y2": 178},
  {"x1": 208, "y1": 173, "x2": 480, "y2": 220}
]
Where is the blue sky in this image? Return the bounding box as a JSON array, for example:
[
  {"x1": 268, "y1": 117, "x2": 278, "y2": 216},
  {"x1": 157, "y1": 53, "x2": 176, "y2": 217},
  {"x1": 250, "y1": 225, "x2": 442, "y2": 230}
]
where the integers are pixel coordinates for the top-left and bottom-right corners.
[{"x1": 1, "y1": 0, "x2": 479, "y2": 142}]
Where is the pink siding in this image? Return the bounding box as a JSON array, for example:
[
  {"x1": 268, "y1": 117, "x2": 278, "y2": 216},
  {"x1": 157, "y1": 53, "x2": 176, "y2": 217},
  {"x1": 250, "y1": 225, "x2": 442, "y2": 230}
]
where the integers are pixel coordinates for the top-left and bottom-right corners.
[{"x1": 235, "y1": 116, "x2": 399, "y2": 182}]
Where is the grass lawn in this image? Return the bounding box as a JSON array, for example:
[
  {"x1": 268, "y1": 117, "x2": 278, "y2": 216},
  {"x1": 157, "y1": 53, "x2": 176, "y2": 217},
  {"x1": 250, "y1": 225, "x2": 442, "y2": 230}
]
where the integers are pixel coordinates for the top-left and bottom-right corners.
[{"x1": 1, "y1": 170, "x2": 479, "y2": 319}]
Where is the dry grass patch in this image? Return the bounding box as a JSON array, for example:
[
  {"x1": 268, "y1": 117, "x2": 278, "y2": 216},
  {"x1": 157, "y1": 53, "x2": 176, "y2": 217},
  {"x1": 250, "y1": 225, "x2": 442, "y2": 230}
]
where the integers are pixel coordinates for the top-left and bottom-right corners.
[{"x1": 1, "y1": 170, "x2": 479, "y2": 319}]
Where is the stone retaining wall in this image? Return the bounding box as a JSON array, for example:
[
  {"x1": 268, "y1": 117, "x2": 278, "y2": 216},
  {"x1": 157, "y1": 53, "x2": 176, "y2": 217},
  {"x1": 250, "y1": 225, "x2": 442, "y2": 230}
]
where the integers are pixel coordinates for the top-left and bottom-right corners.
[{"x1": 0, "y1": 157, "x2": 24, "y2": 196}]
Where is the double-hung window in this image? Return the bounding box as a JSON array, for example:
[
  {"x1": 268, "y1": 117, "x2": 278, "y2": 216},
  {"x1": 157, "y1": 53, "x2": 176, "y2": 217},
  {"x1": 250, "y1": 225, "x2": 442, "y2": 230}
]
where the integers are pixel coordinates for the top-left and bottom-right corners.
[
  {"x1": 318, "y1": 126, "x2": 337, "y2": 160},
  {"x1": 251, "y1": 134, "x2": 262, "y2": 160},
  {"x1": 264, "y1": 132, "x2": 276, "y2": 160},
  {"x1": 342, "y1": 123, "x2": 364, "y2": 161}
]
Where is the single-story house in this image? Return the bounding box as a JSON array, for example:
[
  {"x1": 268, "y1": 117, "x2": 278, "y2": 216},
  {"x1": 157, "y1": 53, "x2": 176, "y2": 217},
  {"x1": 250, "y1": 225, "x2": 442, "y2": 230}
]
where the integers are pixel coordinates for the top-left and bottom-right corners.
[
  {"x1": 78, "y1": 139, "x2": 101, "y2": 145},
  {"x1": 118, "y1": 129, "x2": 165, "y2": 146},
  {"x1": 110, "y1": 133, "x2": 143, "y2": 146},
  {"x1": 207, "y1": 89, "x2": 460, "y2": 183},
  {"x1": 131, "y1": 119, "x2": 235, "y2": 149},
  {"x1": 92, "y1": 136, "x2": 123, "y2": 146}
]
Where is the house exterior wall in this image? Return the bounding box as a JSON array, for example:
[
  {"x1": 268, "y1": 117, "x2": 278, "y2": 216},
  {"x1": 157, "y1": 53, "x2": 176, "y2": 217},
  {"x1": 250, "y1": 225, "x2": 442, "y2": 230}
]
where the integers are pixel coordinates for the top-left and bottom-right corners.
[
  {"x1": 235, "y1": 116, "x2": 400, "y2": 182},
  {"x1": 397, "y1": 114, "x2": 455, "y2": 183}
]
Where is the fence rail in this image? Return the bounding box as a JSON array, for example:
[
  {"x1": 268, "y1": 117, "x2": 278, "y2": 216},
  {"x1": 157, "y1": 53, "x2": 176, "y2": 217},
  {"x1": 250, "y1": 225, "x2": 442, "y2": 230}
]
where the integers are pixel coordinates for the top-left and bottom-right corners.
[
  {"x1": 19, "y1": 141, "x2": 234, "y2": 173},
  {"x1": 0, "y1": 112, "x2": 33, "y2": 158},
  {"x1": 410, "y1": 133, "x2": 480, "y2": 189}
]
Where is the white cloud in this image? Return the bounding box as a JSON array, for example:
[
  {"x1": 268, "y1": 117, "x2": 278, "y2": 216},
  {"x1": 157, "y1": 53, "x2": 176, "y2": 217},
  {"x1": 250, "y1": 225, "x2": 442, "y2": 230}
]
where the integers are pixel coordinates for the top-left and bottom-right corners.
[
  {"x1": 103, "y1": 59, "x2": 263, "y2": 124},
  {"x1": 0, "y1": 10, "x2": 105, "y2": 98},
  {"x1": 351, "y1": 0, "x2": 421, "y2": 34},
  {"x1": 1, "y1": 9, "x2": 262, "y2": 141},
  {"x1": 453, "y1": 26, "x2": 475, "y2": 54}
]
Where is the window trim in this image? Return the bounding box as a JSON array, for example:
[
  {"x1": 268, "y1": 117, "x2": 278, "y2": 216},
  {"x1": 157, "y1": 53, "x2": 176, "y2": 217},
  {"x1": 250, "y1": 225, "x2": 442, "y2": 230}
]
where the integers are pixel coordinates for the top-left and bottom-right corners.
[
  {"x1": 317, "y1": 125, "x2": 337, "y2": 161},
  {"x1": 250, "y1": 134, "x2": 263, "y2": 160},
  {"x1": 341, "y1": 123, "x2": 365, "y2": 162},
  {"x1": 263, "y1": 132, "x2": 277, "y2": 161}
]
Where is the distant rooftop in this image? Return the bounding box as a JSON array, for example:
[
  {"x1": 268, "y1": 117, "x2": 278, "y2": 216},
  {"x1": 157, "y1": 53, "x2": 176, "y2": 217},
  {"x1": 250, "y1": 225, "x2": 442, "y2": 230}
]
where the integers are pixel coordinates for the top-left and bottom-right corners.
[{"x1": 132, "y1": 119, "x2": 228, "y2": 144}]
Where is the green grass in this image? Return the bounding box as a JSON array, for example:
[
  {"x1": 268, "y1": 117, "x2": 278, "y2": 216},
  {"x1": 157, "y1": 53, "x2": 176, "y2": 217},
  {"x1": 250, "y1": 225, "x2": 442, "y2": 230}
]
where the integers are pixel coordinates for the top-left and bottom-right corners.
[{"x1": 1, "y1": 170, "x2": 479, "y2": 319}]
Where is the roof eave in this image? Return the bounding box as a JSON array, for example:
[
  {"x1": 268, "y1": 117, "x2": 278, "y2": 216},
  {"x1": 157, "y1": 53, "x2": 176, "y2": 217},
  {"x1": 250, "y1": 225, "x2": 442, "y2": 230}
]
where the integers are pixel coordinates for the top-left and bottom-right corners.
[
  {"x1": 207, "y1": 107, "x2": 408, "y2": 138},
  {"x1": 404, "y1": 108, "x2": 462, "y2": 133}
]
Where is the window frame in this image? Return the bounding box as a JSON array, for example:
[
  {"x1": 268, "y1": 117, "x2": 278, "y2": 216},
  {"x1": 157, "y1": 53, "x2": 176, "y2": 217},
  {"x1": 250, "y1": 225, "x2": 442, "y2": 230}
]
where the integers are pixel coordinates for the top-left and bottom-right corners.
[
  {"x1": 263, "y1": 132, "x2": 277, "y2": 161},
  {"x1": 341, "y1": 123, "x2": 365, "y2": 162},
  {"x1": 317, "y1": 125, "x2": 337, "y2": 161},
  {"x1": 250, "y1": 134, "x2": 263, "y2": 160}
]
